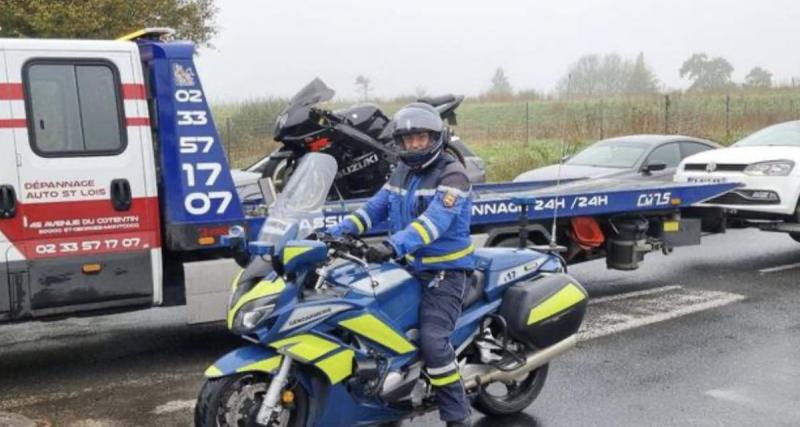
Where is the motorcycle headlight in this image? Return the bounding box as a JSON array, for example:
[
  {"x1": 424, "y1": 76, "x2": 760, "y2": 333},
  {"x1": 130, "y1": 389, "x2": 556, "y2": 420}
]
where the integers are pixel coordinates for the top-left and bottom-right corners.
[
  {"x1": 744, "y1": 160, "x2": 794, "y2": 176},
  {"x1": 231, "y1": 296, "x2": 278, "y2": 333}
]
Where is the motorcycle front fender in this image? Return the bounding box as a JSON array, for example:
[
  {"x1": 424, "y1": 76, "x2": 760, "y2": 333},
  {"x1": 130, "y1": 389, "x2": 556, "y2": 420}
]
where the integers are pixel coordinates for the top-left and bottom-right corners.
[{"x1": 204, "y1": 344, "x2": 282, "y2": 378}]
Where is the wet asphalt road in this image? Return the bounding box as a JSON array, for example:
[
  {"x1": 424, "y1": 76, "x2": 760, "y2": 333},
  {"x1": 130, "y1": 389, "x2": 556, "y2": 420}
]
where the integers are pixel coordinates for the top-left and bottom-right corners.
[{"x1": 0, "y1": 229, "x2": 798, "y2": 427}]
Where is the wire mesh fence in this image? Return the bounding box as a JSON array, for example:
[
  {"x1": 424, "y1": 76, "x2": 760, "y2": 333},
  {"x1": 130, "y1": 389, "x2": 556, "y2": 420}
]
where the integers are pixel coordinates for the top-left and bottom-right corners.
[{"x1": 212, "y1": 91, "x2": 800, "y2": 180}]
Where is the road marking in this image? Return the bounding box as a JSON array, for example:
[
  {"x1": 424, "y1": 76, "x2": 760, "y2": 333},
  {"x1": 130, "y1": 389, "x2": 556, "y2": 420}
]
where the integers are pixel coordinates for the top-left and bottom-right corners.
[
  {"x1": 589, "y1": 285, "x2": 683, "y2": 304},
  {"x1": 152, "y1": 400, "x2": 195, "y2": 414},
  {"x1": 579, "y1": 286, "x2": 745, "y2": 341},
  {"x1": 758, "y1": 262, "x2": 800, "y2": 274}
]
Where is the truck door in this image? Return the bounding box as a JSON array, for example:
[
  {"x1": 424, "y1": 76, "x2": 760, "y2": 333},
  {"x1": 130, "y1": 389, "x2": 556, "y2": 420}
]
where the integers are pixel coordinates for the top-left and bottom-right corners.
[
  {"x1": 3, "y1": 42, "x2": 159, "y2": 318},
  {"x1": 0, "y1": 48, "x2": 21, "y2": 321}
]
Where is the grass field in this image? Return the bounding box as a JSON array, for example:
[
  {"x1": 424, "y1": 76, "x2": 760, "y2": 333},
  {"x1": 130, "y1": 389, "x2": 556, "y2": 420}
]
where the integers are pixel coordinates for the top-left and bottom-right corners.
[{"x1": 212, "y1": 88, "x2": 800, "y2": 182}]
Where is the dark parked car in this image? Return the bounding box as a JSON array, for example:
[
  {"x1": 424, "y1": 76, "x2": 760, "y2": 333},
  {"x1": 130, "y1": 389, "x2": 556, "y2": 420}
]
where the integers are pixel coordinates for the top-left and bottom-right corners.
[{"x1": 513, "y1": 134, "x2": 720, "y2": 183}]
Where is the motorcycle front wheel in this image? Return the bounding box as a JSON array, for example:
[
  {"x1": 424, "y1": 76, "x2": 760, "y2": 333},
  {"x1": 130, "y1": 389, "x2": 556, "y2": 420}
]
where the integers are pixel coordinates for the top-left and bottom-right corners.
[
  {"x1": 472, "y1": 364, "x2": 549, "y2": 416},
  {"x1": 194, "y1": 373, "x2": 309, "y2": 427}
]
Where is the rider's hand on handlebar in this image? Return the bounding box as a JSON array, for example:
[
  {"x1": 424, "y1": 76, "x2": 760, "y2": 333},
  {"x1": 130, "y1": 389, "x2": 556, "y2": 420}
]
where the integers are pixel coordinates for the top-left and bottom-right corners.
[{"x1": 365, "y1": 242, "x2": 396, "y2": 264}]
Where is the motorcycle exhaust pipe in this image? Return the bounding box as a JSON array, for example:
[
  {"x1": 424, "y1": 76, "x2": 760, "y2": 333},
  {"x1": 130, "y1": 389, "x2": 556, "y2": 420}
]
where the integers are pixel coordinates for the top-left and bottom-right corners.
[{"x1": 462, "y1": 334, "x2": 577, "y2": 390}]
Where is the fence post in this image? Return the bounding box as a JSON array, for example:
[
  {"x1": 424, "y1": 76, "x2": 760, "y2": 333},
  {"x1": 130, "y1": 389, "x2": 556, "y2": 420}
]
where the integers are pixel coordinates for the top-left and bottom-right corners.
[
  {"x1": 725, "y1": 95, "x2": 731, "y2": 143},
  {"x1": 664, "y1": 94, "x2": 670, "y2": 134},
  {"x1": 599, "y1": 101, "x2": 604, "y2": 139},
  {"x1": 525, "y1": 102, "x2": 530, "y2": 148}
]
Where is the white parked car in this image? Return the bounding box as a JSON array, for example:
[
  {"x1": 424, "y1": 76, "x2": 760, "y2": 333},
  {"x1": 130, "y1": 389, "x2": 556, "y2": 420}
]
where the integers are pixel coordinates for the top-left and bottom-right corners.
[{"x1": 674, "y1": 121, "x2": 800, "y2": 236}]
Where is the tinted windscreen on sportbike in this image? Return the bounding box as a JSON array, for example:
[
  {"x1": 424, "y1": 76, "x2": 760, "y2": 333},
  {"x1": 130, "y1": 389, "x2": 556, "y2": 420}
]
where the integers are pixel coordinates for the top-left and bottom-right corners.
[{"x1": 286, "y1": 78, "x2": 335, "y2": 109}]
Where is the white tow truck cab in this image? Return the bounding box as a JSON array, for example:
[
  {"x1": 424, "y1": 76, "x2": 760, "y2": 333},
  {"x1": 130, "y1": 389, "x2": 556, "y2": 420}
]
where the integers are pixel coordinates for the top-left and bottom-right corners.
[{"x1": 0, "y1": 30, "x2": 245, "y2": 323}]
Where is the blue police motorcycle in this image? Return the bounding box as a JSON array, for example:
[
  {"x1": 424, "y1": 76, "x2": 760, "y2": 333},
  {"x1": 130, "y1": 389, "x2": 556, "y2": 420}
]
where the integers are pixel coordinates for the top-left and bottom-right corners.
[{"x1": 196, "y1": 153, "x2": 589, "y2": 427}]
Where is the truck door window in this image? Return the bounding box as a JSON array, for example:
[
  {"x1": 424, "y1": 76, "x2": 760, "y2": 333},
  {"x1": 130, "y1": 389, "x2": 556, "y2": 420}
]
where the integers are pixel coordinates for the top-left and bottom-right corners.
[{"x1": 24, "y1": 60, "x2": 126, "y2": 156}]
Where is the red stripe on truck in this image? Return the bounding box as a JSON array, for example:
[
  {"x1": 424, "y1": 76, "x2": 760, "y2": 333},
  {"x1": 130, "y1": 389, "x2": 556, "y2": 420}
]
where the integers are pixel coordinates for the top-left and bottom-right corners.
[
  {"x1": 122, "y1": 83, "x2": 147, "y2": 100},
  {"x1": 0, "y1": 197, "x2": 161, "y2": 260},
  {"x1": 0, "y1": 119, "x2": 27, "y2": 128},
  {"x1": 0, "y1": 83, "x2": 24, "y2": 100},
  {"x1": 126, "y1": 117, "x2": 151, "y2": 127}
]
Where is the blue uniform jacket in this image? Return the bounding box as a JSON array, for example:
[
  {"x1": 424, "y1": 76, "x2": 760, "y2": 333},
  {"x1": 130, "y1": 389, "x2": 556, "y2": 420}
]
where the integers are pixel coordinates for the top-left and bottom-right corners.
[{"x1": 329, "y1": 153, "x2": 474, "y2": 272}]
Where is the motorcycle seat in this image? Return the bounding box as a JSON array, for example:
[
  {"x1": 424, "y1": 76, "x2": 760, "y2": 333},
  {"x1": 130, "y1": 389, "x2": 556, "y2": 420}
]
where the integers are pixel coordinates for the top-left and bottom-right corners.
[
  {"x1": 418, "y1": 94, "x2": 456, "y2": 107},
  {"x1": 462, "y1": 270, "x2": 485, "y2": 309}
]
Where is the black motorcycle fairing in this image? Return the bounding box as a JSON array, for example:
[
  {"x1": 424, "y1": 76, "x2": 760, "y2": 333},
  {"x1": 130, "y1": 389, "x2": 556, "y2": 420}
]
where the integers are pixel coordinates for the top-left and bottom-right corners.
[{"x1": 274, "y1": 78, "x2": 336, "y2": 139}]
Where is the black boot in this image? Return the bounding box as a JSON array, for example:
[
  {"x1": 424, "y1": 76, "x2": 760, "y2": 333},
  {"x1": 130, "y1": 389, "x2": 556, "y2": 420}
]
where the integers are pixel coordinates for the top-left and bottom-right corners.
[{"x1": 446, "y1": 418, "x2": 472, "y2": 427}]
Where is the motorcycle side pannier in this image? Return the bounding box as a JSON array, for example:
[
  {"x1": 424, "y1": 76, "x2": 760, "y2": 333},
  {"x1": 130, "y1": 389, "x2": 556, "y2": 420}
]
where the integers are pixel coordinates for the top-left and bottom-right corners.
[{"x1": 500, "y1": 273, "x2": 588, "y2": 349}]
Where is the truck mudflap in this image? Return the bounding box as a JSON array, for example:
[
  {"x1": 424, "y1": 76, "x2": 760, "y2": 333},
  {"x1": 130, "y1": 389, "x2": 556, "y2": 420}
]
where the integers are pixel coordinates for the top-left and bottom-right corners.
[{"x1": 138, "y1": 40, "x2": 246, "y2": 252}]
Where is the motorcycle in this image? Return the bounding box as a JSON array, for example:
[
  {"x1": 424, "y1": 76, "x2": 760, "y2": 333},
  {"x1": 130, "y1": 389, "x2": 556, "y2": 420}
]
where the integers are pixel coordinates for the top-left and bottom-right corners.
[
  {"x1": 197, "y1": 153, "x2": 587, "y2": 427},
  {"x1": 243, "y1": 78, "x2": 481, "y2": 201}
]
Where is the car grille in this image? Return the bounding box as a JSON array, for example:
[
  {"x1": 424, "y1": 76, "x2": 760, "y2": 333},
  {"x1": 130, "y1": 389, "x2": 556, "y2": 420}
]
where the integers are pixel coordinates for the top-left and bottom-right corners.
[
  {"x1": 706, "y1": 192, "x2": 780, "y2": 205},
  {"x1": 684, "y1": 163, "x2": 748, "y2": 172}
]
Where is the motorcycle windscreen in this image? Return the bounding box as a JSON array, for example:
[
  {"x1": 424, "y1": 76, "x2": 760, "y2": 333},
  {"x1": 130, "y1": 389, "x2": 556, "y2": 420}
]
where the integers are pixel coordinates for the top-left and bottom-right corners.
[{"x1": 257, "y1": 153, "x2": 338, "y2": 245}]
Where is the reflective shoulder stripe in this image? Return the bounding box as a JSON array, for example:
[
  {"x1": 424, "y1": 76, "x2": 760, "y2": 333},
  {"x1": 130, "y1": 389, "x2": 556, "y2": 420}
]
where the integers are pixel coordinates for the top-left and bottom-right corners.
[
  {"x1": 346, "y1": 214, "x2": 365, "y2": 234},
  {"x1": 386, "y1": 185, "x2": 407, "y2": 196},
  {"x1": 414, "y1": 188, "x2": 437, "y2": 197},
  {"x1": 436, "y1": 185, "x2": 470, "y2": 198},
  {"x1": 354, "y1": 208, "x2": 372, "y2": 230},
  {"x1": 430, "y1": 371, "x2": 461, "y2": 387},
  {"x1": 419, "y1": 244, "x2": 475, "y2": 264},
  {"x1": 411, "y1": 221, "x2": 432, "y2": 244},
  {"x1": 418, "y1": 215, "x2": 440, "y2": 240}
]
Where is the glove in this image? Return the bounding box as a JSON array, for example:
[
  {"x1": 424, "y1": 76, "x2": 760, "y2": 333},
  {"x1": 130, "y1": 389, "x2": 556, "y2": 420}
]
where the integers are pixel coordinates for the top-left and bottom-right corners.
[{"x1": 365, "y1": 242, "x2": 396, "y2": 263}]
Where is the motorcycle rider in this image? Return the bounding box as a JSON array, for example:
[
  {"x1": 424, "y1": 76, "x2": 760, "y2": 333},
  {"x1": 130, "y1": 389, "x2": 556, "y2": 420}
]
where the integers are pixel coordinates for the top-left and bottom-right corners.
[{"x1": 328, "y1": 102, "x2": 474, "y2": 426}]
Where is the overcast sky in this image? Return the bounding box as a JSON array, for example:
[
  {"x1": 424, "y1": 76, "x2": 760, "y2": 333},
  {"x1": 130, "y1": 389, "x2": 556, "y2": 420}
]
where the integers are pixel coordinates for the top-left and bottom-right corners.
[{"x1": 195, "y1": 0, "x2": 800, "y2": 101}]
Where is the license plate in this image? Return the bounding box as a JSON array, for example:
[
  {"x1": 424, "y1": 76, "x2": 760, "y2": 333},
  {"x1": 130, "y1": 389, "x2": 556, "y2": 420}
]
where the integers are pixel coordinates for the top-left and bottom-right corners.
[{"x1": 687, "y1": 176, "x2": 727, "y2": 183}]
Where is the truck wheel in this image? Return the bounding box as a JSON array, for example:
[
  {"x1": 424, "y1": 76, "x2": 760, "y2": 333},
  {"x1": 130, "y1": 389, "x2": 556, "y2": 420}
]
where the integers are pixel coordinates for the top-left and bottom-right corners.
[
  {"x1": 260, "y1": 149, "x2": 294, "y2": 193},
  {"x1": 194, "y1": 373, "x2": 309, "y2": 427},
  {"x1": 472, "y1": 364, "x2": 549, "y2": 416}
]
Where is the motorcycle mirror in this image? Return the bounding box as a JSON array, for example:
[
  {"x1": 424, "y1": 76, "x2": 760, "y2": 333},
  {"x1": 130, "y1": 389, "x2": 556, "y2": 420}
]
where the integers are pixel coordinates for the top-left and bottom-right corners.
[{"x1": 258, "y1": 177, "x2": 278, "y2": 208}]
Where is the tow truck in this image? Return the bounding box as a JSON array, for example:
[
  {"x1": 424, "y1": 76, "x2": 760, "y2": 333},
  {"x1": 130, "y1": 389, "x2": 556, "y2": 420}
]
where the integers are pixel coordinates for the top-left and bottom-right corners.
[{"x1": 0, "y1": 29, "x2": 736, "y2": 325}]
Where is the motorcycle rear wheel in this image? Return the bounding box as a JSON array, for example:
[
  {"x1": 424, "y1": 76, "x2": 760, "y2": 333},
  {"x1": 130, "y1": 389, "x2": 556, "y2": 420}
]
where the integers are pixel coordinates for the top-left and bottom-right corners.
[
  {"x1": 260, "y1": 149, "x2": 293, "y2": 193},
  {"x1": 471, "y1": 364, "x2": 549, "y2": 416},
  {"x1": 194, "y1": 373, "x2": 309, "y2": 427}
]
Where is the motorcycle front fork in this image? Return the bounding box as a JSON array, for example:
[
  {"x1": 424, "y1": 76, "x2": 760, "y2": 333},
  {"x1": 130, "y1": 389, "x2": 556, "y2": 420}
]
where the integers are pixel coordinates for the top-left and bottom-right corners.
[{"x1": 257, "y1": 356, "x2": 294, "y2": 424}]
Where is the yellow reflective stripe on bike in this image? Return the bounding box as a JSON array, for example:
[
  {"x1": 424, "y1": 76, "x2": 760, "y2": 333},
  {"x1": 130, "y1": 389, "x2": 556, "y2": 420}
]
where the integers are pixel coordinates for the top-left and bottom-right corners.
[
  {"x1": 411, "y1": 222, "x2": 431, "y2": 244},
  {"x1": 270, "y1": 334, "x2": 339, "y2": 362},
  {"x1": 204, "y1": 365, "x2": 224, "y2": 378},
  {"x1": 347, "y1": 214, "x2": 365, "y2": 234},
  {"x1": 283, "y1": 246, "x2": 313, "y2": 265},
  {"x1": 527, "y1": 283, "x2": 586, "y2": 325},
  {"x1": 406, "y1": 244, "x2": 475, "y2": 264},
  {"x1": 430, "y1": 372, "x2": 461, "y2": 387},
  {"x1": 236, "y1": 355, "x2": 283, "y2": 374},
  {"x1": 314, "y1": 349, "x2": 355, "y2": 384},
  {"x1": 227, "y1": 278, "x2": 286, "y2": 329},
  {"x1": 338, "y1": 314, "x2": 415, "y2": 354},
  {"x1": 230, "y1": 269, "x2": 244, "y2": 291}
]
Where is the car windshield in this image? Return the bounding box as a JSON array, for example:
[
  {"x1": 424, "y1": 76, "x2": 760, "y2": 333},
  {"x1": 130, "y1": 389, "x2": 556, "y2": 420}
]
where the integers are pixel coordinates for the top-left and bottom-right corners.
[
  {"x1": 734, "y1": 121, "x2": 800, "y2": 147},
  {"x1": 566, "y1": 140, "x2": 650, "y2": 168}
]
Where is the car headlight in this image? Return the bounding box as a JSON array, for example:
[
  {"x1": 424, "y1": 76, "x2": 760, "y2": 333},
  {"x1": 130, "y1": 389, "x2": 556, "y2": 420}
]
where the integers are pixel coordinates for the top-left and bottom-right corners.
[{"x1": 744, "y1": 160, "x2": 794, "y2": 176}]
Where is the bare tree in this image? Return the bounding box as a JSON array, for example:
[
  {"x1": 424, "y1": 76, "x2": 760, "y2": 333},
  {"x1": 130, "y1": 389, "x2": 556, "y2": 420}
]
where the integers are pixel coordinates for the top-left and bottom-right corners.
[
  {"x1": 355, "y1": 75, "x2": 372, "y2": 102},
  {"x1": 626, "y1": 52, "x2": 659, "y2": 95},
  {"x1": 486, "y1": 67, "x2": 513, "y2": 100}
]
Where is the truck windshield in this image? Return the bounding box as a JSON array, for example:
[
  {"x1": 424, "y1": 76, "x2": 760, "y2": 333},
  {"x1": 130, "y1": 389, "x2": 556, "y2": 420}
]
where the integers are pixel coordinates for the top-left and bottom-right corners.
[{"x1": 272, "y1": 153, "x2": 337, "y2": 214}]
